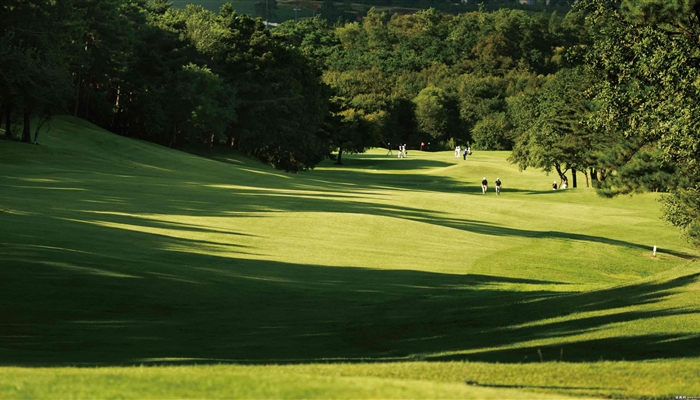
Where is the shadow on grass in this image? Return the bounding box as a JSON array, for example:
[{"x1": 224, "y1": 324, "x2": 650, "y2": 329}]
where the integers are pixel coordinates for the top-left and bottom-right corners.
[
  {"x1": 330, "y1": 156, "x2": 455, "y2": 171},
  {"x1": 1, "y1": 210, "x2": 699, "y2": 367},
  {"x1": 466, "y1": 382, "x2": 626, "y2": 391},
  {"x1": 1, "y1": 144, "x2": 698, "y2": 367},
  {"x1": 52, "y1": 177, "x2": 694, "y2": 260},
  {"x1": 304, "y1": 165, "x2": 553, "y2": 196},
  {"x1": 450, "y1": 333, "x2": 700, "y2": 364}
]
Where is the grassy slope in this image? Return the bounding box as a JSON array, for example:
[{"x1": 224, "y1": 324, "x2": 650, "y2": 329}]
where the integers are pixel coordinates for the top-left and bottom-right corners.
[{"x1": 0, "y1": 116, "x2": 698, "y2": 398}]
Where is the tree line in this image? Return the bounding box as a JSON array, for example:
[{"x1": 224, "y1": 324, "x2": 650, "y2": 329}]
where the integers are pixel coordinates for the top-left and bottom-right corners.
[
  {"x1": 1, "y1": 0, "x2": 699, "y2": 242},
  {"x1": 1, "y1": 0, "x2": 331, "y2": 171}
]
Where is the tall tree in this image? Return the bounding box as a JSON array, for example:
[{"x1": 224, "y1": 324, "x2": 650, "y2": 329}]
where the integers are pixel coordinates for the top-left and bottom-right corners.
[
  {"x1": 0, "y1": 0, "x2": 77, "y2": 143},
  {"x1": 509, "y1": 68, "x2": 596, "y2": 187},
  {"x1": 581, "y1": 0, "x2": 700, "y2": 241}
]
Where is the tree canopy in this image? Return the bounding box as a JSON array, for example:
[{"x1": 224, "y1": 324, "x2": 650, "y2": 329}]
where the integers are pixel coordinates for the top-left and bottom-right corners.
[{"x1": 3, "y1": 0, "x2": 700, "y2": 242}]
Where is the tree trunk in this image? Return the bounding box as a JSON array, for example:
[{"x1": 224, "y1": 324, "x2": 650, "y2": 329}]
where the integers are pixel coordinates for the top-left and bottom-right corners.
[
  {"x1": 74, "y1": 71, "x2": 81, "y2": 117},
  {"x1": 572, "y1": 167, "x2": 577, "y2": 188},
  {"x1": 336, "y1": 147, "x2": 343, "y2": 165},
  {"x1": 85, "y1": 88, "x2": 91, "y2": 121},
  {"x1": 597, "y1": 169, "x2": 606, "y2": 181},
  {"x1": 33, "y1": 113, "x2": 50, "y2": 144},
  {"x1": 554, "y1": 162, "x2": 568, "y2": 187},
  {"x1": 170, "y1": 123, "x2": 178, "y2": 148},
  {"x1": 5, "y1": 104, "x2": 12, "y2": 139},
  {"x1": 584, "y1": 169, "x2": 590, "y2": 188},
  {"x1": 33, "y1": 124, "x2": 41, "y2": 144},
  {"x1": 22, "y1": 108, "x2": 31, "y2": 143}
]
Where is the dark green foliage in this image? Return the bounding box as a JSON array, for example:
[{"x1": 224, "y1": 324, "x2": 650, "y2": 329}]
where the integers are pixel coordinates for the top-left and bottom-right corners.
[
  {"x1": 1, "y1": 0, "x2": 331, "y2": 171},
  {"x1": 661, "y1": 188, "x2": 700, "y2": 244},
  {"x1": 278, "y1": 6, "x2": 579, "y2": 153},
  {"x1": 472, "y1": 112, "x2": 512, "y2": 151},
  {"x1": 0, "y1": 0, "x2": 77, "y2": 142},
  {"x1": 509, "y1": 67, "x2": 597, "y2": 186},
  {"x1": 211, "y1": 10, "x2": 331, "y2": 171},
  {"x1": 578, "y1": 0, "x2": 700, "y2": 242}
]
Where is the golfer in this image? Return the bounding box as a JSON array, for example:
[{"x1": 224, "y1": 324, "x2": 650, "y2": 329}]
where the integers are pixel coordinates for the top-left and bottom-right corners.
[
  {"x1": 495, "y1": 177, "x2": 501, "y2": 195},
  {"x1": 481, "y1": 177, "x2": 488, "y2": 194}
]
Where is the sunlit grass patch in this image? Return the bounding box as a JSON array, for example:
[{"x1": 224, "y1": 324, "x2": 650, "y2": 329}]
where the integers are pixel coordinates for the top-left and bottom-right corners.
[{"x1": 0, "y1": 116, "x2": 698, "y2": 398}]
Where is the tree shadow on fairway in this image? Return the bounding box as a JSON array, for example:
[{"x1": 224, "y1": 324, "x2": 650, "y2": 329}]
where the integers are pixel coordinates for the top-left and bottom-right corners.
[
  {"x1": 330, "y1": 155, "x2": 455, "y2": 172},
  {"x1": 4, "y1": 170, "x2": 695, "y2": 264},
  {"x1": 450, "y1": 333, "x2": 700, "y2": 364},
  {"x1": 58, "y1": 189, "x2": 693, "y2": 260},
  {"x1": 2, "y1": 136, "x2": 698, "y2": 367},
  {"x1": 1, "y1": 211, "x2": 699, "y2": 367},
  {"x1": 299, "y1": 166, "x2": 553, "y2": 196}
]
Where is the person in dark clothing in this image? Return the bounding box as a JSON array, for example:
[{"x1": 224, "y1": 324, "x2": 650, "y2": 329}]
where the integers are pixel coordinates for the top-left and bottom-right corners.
[
  {"x1": 386, "y1": 143, "x2": 393, "y2": 156},
  {"x1": 552, "y1": 181, "x2": 558, "y2": 190},
  {"x1": 481, "y1": 177, "x2": 488, "y2": 194},
  {"x1": 463, "y1": 148, "x2": 468, "y2": 160},
  {"x1": 495, "y1": 178, "x2": 501, "y2": 195}
]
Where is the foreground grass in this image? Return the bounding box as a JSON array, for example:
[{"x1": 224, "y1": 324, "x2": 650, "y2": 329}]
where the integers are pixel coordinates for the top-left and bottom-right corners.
[
  {"x1": 2, "y1": 361, "x2": 699, "y2": 399},
  {"x1": 0, "y1": 365, "x2": 576, "y2": 399},
  {"x1": 0, "y1": 116, "x2": 699, "y2": 398}
]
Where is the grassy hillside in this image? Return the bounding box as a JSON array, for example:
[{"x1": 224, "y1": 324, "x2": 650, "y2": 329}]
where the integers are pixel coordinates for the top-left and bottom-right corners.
[{"x1": 0, "y1": 116, "x2": 698, "y2": 398}]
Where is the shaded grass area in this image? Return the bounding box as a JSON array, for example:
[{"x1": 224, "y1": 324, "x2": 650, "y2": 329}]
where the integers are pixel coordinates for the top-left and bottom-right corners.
[
  {"x1": 1, "y1": 116, "x2": 699, "y2": 398},
  {"x1": 1, "y1": 221, "x2": 697, "y2": 367}
]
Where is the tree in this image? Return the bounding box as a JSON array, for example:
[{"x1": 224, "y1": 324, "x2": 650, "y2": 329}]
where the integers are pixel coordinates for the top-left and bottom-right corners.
[
  {"x1": 457, "y1": 74, "x2": 508, "y2": 148},
  {"x1": 413, "y1": 86, "x2": 449, "y2": 142},
  {"x1": 472, "y1": 112, "x2": 511, "y2": 150},
  {"x1": 329, "y1": 108, "x2": 382, "y2": 165},
  {"x1": 214, "y1": 6, "x2": 331, "y2": 171},
  {"x1": 580, "y1": 0, "x2": 700, "y2": 242},
  {"x1": 174, "y1": 64, "x2": 237, "y2": 145},
  {"x1": 274, "y1": 16, "x2": 341, "y2": 71},
  {"x1": 509, "y1": 68, "x2": 596, "y2": 187},
  {"x1": 0, "y1": 0, "x2": 77, "y2": 143},
  {"x1": 323, "y1": 68, "x2": 389, "y2": 161}
]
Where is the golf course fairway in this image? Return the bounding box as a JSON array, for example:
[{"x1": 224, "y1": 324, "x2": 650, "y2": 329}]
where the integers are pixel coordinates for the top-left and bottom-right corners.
[{"x1": 1, "y1": 116, "x2": 698, "y2": 398}]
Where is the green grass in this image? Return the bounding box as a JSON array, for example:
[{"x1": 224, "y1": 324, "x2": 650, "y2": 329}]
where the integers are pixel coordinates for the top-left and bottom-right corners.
[{"x1": 0, "y1": 116, "x2": 699, "y2": 398}]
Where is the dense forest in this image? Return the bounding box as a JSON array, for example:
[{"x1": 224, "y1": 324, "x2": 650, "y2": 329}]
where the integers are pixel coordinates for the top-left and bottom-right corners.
[
  {"x1": 1, "y1": 0, "x2": 699, "y2": 242},
  {"x1": 179, "y1": 0, "x2": 574, "y2": 24}
]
